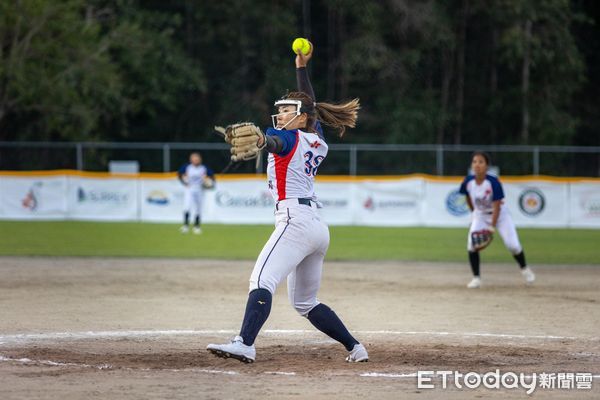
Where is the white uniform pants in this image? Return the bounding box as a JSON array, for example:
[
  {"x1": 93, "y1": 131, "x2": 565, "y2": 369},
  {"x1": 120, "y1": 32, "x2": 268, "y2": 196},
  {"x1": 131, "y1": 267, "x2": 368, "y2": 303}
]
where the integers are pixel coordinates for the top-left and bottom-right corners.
[
  {"x1": 249, "y1": 200, "x2": 329, "y2": 317},
  {"x1": 183, "y1": 189, "x2": 203, "y2": 217},
  {"x1": 468, "y1": 207, "x2": 522, "y2": 254}
]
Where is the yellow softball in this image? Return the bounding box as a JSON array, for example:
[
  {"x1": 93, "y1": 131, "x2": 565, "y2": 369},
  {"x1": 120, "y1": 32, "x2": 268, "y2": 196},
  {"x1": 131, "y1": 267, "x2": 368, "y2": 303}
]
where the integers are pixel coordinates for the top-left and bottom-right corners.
[{"x1": 292, "y1": 38, "x2": 311, "y2": 55}]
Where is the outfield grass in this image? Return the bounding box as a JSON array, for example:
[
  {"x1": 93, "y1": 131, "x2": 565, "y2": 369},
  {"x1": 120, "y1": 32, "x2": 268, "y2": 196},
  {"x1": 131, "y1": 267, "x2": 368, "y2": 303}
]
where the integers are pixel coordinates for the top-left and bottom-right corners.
[{"x1": 0, "y1": 221, "x2": 598, "y2": 264}]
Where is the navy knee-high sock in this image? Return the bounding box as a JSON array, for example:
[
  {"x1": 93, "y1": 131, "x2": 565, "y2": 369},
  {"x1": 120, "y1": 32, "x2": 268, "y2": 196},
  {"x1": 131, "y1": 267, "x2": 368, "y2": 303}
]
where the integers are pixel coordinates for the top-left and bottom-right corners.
[
  {"x1": 239, "y1": 289, "x2": 272, "y2": 346},
  {"x1": 183, "y1": 212, "x2": 190, "y2": 226},
  {"x1": 514, "y1": 251, "x2": 527, "y2": 269},
  {"x1": 307, "y1": 303, "x2": 359, "y2": 351},
  {"x1": 469, "y1": 251, "x2": 480, "y2": 277},
  {"x1": 194, "y1": 215, "x2": 200, "y2": 227}
]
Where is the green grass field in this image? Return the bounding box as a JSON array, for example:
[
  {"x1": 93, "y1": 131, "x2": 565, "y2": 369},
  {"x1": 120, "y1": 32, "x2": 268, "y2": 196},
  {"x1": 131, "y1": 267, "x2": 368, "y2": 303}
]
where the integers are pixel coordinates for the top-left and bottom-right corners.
[{"x1": 0, "y1": 221, "x2": 598, "y2": 264}]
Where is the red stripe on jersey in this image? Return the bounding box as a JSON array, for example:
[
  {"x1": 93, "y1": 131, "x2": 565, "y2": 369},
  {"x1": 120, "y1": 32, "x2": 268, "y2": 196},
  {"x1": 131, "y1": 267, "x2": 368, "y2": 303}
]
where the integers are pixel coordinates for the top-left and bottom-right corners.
[{"x1": 273, "y1": 131, "x2": 300, "y2": 201}]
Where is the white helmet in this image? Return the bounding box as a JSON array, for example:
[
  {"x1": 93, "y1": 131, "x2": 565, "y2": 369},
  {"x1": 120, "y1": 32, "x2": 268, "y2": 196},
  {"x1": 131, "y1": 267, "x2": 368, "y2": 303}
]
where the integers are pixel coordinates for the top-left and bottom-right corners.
[{"x1": 271, "y1": 99, "x2": 303, "y2": 129}]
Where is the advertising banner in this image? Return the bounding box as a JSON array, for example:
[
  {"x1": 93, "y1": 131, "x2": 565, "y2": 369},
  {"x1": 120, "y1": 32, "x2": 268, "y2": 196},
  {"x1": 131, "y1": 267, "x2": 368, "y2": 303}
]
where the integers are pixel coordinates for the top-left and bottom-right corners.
[
  {"x1": 423, "y1": 180, "x2": 471, "y2": 227},
  {"x1": 140, "y1": 178, "x2": 185, "y2": 222},
  {"x1": 503, "y1": 181, "x2": 569, "y2": 227},
  {"x1": 569, "y1": 182, "x2": 600, "y2": 228},
  {"x1": 1, "y1": 172, "x2": 599, "y2": 228},
  {"x1": 313, "y1": 180, "x2": 355, "y2": 225},
  {"x1": 0, "y1": 176, "x2": 67, "y2": 220},
  {"x1": 352, "y1": 179, "x2": 423, "y2": 226},
  {"x1": 206, "y1": 179, "x2": 275, "y2": 224},
  {"x1": 66, "y1": 176, "x2": 138, "y2": 221}
]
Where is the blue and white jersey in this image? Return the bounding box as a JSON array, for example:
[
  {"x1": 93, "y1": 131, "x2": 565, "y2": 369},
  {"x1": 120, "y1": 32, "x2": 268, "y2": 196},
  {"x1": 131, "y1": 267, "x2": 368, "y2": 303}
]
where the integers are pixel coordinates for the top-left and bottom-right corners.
[
  {"x1": 178, "y1": 163, "x2": 213, "y2": 191},
  {"x1": 459, "y1": 174, "x2": 504, "y2": 214}
]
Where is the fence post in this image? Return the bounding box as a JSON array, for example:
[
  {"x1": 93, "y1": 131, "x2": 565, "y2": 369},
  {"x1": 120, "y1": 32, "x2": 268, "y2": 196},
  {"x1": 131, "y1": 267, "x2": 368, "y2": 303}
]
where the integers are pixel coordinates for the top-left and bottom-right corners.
[
  {"x1": 436, "y1": 146, "x2": 444, "y2": 176},
  {"x1": 533, "y1": 146, "x2": 539, "y2": 175},
  {"x1": 162, "y1": 144, "x2": 171, "y2": 172},
  {"x1": 76, "y1": 143, "x2": 83, "y2": 170},
  {"x1": 349, "y1": 145, "x2": 358, "y2": 176}
]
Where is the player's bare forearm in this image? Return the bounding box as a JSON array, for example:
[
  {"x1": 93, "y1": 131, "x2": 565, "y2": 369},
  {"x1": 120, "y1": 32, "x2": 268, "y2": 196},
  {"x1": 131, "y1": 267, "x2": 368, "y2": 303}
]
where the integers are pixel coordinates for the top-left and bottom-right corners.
[{"x1": 491, "y1": 201, "x2": 501, "y2": 227}]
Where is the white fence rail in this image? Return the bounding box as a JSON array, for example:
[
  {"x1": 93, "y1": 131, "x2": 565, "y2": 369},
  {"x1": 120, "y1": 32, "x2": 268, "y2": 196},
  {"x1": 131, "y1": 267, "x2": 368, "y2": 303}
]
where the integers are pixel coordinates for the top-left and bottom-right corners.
[{"x1": 1, "y1": 141, "x2": 600, "y2": 176}]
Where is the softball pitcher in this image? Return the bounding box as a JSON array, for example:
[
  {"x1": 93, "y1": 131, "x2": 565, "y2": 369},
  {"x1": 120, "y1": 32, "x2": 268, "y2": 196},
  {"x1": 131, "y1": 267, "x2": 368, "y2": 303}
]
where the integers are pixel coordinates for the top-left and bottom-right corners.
[
  {"x1": 207, "y1": 43, "x2": 368, "y2": 363},
  {"x1": 460, "y1": 151, "x2": 535, "y2": 288},
  {"x1": 177, "y1": 152, "x2": 214, "y2": 234}
]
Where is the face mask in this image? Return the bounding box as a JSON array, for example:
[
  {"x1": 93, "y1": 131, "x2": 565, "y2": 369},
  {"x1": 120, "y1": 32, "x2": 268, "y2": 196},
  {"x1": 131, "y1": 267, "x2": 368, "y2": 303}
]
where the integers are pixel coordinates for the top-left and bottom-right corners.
[{"x1": 271, "y1": 99, "x2": 302, "y2": 129}]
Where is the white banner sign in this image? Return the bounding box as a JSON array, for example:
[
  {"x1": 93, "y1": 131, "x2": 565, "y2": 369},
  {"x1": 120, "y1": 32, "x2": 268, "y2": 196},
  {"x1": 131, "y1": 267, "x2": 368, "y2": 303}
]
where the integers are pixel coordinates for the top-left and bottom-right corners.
[
  {"x1": 0, "y1": 176, "x2": 67, "y2": 220},
  {"x1": 140, "y1": 179, "x2": 185, "y2": 222},
  {"x1": 67, "y1": 177, "x2": 138, "y2": 221},
  {"x1": 207, "y1": 179, "x2": 275, "y2": 224},
  {"x1": 569, "y1": 183, "x2": 600, "y2": 227},
  {"x1": 1, "y1": 173, "x2": 599, "y2": 228},
  {"x1": 314, "y1": 181, "x2": 355, "y2": 225},
  {"x1": 422, "y1": 181, "x2": 471, "y2": 227},
  {"x1": 503, "y1": 182, "x2": 569, "y2": 227},
  {"x1": 352, "y1": 179, "x2": 423, "y2": 226}
]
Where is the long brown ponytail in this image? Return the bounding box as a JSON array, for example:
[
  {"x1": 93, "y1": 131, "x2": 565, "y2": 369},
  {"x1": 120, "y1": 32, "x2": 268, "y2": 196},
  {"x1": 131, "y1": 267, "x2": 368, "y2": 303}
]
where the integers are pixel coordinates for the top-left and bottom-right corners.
[
  {"x1": 282, "y1": 92, "x2": 360, "y2": 138},
  {"x1": 315, "y1": 99, "x2": 360, "y2": 138}
]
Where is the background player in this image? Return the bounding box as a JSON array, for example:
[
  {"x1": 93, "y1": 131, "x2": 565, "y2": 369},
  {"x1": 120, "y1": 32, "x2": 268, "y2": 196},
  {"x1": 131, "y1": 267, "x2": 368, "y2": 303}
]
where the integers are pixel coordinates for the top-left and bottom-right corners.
[
  {"x1": 177, "y1": 152, "x2": 214, "y2": 234},
  {"x1": 459, "y1": 151, "x2": 535, "y2": 288},
  {"x1": 207, "y1": 42, "x2": 368, "y2": 363}
]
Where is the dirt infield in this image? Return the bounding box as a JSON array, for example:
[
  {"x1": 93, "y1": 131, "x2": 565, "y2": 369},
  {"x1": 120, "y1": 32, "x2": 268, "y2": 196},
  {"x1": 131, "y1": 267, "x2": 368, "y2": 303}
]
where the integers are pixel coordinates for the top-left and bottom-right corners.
[{"x1": 0, "y1": 257, "x2": 598, "y2": 399}]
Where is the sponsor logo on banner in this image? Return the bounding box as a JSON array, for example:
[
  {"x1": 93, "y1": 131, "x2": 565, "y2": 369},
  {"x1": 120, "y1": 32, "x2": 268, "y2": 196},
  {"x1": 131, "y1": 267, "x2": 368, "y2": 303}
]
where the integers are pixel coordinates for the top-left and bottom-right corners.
[
  {"x1": 146, "y1": 190, "x2": 169, "y2": 206},
  {"x1": 21, "y1": 182, "x2": 42, "y2": 211},
  {"x1": 579, "y1": 191, "x2": 600, "y2": 217},
  {"x1": 519, "y1": 188, "x2": 545, "y2": 216},
  {"x1": 446, "y1": 189, "x2": 470, "y2": 216},
  {"x1": 77, "y1": 187, "x2": 129, "y2": 204},
  {"x1": 363, "y1": 196, "x2": 417, "y2": 211},
  {"x1": 216, "y1": 190, "x2": 274, "y2": 208},
  {"x1": 319, "y1": 198, "x2": 348, "y2": 208}
]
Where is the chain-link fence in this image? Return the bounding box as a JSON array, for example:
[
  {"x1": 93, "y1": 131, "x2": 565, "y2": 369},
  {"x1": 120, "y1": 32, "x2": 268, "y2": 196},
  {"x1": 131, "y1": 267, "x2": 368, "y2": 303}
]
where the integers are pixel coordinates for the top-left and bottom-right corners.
[{"x1": 1, "y1": 141, "x2": 599, "y2": 176}]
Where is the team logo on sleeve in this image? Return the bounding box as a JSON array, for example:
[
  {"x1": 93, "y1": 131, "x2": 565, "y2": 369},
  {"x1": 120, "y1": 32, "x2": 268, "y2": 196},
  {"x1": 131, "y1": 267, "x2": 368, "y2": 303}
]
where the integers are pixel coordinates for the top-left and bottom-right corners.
[
  {"x1": 519, "y1": 188, "x2": 545, "y2": 216},
  {"x1": 446, "y1": 190, "x2": 469, "y2": 216}
]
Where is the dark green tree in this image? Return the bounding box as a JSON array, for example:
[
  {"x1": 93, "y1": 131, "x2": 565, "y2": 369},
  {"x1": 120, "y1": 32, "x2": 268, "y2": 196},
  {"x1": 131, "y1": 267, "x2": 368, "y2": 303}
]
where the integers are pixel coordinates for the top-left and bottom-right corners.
[{"x1": 0, "y1": 0, "x2": 204, "y2": 141}]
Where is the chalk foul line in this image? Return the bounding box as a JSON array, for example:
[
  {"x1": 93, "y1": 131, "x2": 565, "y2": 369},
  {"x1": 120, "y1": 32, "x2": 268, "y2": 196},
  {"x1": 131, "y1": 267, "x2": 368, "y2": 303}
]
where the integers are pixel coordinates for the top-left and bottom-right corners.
[
  {"x1": 1, "y1": 355, "x2": 599, "y2": 381},
  {"x1": 0, "y1": 329, "x2": 596, "y2": 344}
]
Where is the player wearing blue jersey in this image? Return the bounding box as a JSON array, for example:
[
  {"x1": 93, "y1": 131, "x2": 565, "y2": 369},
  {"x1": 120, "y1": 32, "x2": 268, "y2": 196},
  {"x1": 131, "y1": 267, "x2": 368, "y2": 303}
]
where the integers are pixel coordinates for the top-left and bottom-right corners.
[
  {"x1": 207, "y1": 41, "x2": 368, "y2": 364},
  {"x1": 177, "y1": 152, "x2": 214, "y2": 234},
  {"x1": 459, "y1": 151, "x2": 535, "y2": 288}
]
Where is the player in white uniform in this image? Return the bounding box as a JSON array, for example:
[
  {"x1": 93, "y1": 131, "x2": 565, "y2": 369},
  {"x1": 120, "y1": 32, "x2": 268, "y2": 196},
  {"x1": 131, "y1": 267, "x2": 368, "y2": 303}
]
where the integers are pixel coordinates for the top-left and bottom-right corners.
[
  {"x1": 459, "y1": 151, "x2": 535, "y2": 288},
  {"x1": 177, "y1": 152, "x2": 214, "y2": 234},
  {"x1": 207, "y1": 45, "x2": 368, "y2": 363}
]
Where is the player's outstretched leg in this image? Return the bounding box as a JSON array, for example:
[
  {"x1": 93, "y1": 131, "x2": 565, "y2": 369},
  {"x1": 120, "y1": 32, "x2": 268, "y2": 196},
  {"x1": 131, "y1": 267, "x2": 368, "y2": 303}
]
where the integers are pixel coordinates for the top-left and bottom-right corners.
[
  {"x1": 497, "y1": 218, "x2": 535, "y2": 285},
  {"x1": 513, "y1": 251, "x2": 535, "y2": 284},
  {"x1": 307, "y1": 303, "x2": 368, "y2": 362},
  {"x1": 193, "y1": 215, "x2": 202, "y2": 234},
  {"x1": 180, "y1": 212, "x2": 190, "y2": 233},
  {"x1": 467, "y1": 251, "x2": 481, "y2": 288},
  {"x1": 206, "y1": 288, "x2": 272, "y2": 363}
]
